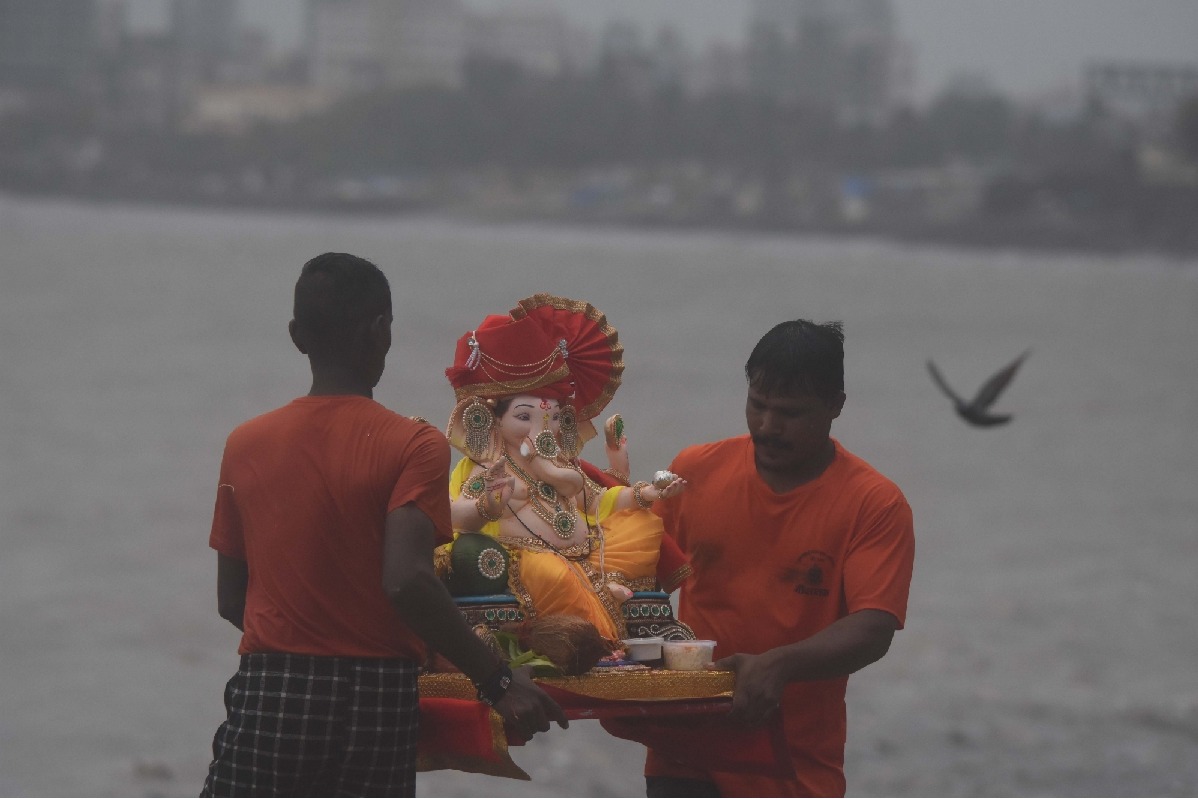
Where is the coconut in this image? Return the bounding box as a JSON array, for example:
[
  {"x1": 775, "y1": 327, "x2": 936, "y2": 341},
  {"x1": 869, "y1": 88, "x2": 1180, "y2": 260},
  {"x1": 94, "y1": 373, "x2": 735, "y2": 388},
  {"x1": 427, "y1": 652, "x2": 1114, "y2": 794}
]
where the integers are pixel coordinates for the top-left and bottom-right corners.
[{"x1": 502, "y1": 615, "x2": 617, "y2": 676}]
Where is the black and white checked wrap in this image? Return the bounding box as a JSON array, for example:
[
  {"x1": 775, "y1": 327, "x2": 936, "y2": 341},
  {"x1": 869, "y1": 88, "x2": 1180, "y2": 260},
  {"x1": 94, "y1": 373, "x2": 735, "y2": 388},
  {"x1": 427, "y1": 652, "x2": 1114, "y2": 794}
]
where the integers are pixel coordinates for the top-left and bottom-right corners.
[{"x1": 201, "y1": 653, "x2": 420, "y2": 797}]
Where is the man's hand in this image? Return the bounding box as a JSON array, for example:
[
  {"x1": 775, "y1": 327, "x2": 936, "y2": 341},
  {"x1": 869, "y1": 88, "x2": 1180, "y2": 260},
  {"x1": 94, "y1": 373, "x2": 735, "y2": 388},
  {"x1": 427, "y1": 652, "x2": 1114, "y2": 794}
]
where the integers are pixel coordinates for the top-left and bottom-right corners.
[
  {"x1": 492, "y1": 667, "x2": 569, "y2": 739},
  {"x1": 712, "y1": 651, "x2": 787, "y2": 726},
  {"x1": 711, "y1": 610, "x2": 900, "y2": 726}
]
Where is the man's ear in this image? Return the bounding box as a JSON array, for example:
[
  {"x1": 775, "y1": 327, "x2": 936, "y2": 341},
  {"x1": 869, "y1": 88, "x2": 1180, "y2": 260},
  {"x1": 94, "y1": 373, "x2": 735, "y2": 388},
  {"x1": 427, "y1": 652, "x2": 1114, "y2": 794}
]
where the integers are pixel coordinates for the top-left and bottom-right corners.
[
  {"x1": 367, "y1": 313, "x2": 391, "y2": 347},
  {"x1": 288, "y1": 319, "x2": 307, "y2": 354},
  {"x1": 830, "y1": 391, "x2": 846, "y2": 419}
]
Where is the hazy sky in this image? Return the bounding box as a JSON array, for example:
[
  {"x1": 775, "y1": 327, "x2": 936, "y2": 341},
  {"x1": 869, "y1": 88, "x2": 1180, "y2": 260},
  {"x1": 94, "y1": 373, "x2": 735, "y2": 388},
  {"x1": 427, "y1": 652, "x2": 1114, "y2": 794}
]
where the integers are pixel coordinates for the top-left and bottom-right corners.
[{"x1": 130, "y1": 0, "x2": 1198, "y2": 103}]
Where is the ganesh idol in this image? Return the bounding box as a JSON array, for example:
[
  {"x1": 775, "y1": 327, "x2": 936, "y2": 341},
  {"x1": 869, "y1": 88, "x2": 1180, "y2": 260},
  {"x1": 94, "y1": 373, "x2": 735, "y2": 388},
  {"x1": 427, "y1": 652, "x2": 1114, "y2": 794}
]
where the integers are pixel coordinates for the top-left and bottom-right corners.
[{"x1": 439, "y1": 294, "x2": 690, "y2": 643}]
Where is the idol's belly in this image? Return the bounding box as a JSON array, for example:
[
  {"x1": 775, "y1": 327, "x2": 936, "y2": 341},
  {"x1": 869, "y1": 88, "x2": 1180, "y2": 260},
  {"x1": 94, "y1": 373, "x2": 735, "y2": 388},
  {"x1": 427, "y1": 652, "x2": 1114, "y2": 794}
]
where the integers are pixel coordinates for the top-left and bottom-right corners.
[{"x1": 498, "y1": 506, "x2": 590, "y2": 551}]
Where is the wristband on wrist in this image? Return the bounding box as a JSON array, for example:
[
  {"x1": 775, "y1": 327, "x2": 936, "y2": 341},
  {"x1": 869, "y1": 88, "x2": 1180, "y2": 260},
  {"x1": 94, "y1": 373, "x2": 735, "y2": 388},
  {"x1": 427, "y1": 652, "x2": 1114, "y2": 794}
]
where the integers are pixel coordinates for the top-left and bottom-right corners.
[
  {"x1": 474, "y1": 662, "x2": 513, "y2": 706},
  {"x1": 475, "y1": 493, "x2": 501, "y2": 522},
  {"x1": 632, "y1": 480, "x2": 653, "y2": 510},
  {"x1": 603, "y1": 467, "x2": 630, "y2": 484}
]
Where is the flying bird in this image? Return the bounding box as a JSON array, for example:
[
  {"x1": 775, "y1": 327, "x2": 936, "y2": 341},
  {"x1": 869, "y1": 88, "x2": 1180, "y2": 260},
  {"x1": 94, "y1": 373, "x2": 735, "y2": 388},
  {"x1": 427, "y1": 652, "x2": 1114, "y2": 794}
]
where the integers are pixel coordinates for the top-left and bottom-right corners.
[{"x1": 927, "y1": 350, "x2": 1030, "y2": 427}]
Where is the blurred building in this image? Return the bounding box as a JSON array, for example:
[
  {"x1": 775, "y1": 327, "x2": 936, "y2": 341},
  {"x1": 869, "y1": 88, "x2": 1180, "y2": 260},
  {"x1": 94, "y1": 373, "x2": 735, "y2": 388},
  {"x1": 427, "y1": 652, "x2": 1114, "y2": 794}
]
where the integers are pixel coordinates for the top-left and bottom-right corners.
[
  {"x1": 597, "y1": 20, "x2": 693, "y2": 98},
  {"x1": 93, "y1": 0, "x2": 309, "y2": 134},
  {"x1": 0, "y1": 0, "x2": 99, "y2": 94},
  {"x1": 650, "y1": 26, "x2": 689, "y2": 95},
  {"x1": 98, "y1": 31, "x2": 178, "y2": 133},
  {"x1": 598, "y1": 20, "x2": 647, "y2": 92},
  {"x1": 691, "y1": 42, "x2": 750, "y2": 97},
  {"x1": 464, "y1": 5, "x2": 586, "y2": 78},
  {"x1": 184, "y1": 84, "x2": 333, "y2": 133},
  {"x1": 747, "y1": 0, "x2": 906, "y2": 123},
  {"x1": 171, "y1": 0, "x2": 237, "y2": 83},
  {"x1": 306, "y1": 0, "x2": 466, "y2": 95},
  {"x1": 1085, "y1": 61, "x2": 1198, "y2": 136}
]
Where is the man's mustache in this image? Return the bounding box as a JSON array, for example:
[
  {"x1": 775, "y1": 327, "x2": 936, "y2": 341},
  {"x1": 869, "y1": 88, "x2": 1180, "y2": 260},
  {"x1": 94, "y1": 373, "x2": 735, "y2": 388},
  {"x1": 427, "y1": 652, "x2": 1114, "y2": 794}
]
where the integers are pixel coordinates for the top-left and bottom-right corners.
[{"x1": 752, "y1": 436, "x2": 791, "y2": 451}]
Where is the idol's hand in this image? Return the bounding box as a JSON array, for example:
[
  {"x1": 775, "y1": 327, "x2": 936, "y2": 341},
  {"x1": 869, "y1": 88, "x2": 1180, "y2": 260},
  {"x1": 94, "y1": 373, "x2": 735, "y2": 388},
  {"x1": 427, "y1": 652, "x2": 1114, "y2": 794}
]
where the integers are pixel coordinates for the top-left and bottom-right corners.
[
  {"x1": 480, "y1": 462, "x2": 515, "y2": 513},
  {"x1": 642, "y1": 476, "x2": 688, "y2": 503},
  {"x1": 603, "y1": 414, "x2": 630, "y2": 483},
  {"x1": 711, "y1": 651, "x2": 785, "y2": 726}
]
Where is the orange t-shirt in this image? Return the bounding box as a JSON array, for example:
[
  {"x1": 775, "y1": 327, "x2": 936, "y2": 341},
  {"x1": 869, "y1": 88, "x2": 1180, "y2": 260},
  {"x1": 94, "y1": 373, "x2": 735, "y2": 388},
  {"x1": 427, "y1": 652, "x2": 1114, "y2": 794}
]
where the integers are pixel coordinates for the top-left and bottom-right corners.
[
  {"x1": 647, "y1": 436, "x2": 914, "y2": 797},
  {"x1": 209, "y1": 395, "x2": 452, "y2": 660}
]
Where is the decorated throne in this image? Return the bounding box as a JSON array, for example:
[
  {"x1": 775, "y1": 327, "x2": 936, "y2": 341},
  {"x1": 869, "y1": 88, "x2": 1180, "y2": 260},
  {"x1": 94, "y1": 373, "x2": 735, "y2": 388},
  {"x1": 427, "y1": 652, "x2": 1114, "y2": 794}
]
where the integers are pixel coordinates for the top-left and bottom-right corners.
[{"x1": 444, "y1": 508, "x2": 695, "y2": 642}]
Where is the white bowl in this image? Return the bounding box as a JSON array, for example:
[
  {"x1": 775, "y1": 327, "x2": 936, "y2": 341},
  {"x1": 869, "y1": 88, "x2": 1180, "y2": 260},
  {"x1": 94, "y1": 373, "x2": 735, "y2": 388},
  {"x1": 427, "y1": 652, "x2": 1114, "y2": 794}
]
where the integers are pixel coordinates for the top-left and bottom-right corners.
[
  {"x1": 622, "y1": 636, "x2": 664, "y2": 663},
  {"x1": 661, "y1": 639, "x2": 716, "y2": 671}
]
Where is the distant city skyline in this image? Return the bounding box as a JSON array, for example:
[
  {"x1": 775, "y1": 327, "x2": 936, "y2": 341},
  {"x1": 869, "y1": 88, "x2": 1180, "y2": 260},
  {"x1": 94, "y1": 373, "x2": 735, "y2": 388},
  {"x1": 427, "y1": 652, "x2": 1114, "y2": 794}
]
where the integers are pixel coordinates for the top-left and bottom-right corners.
[{"x1": 123, "y1": 0, "x2": 1198, "y2": 103}]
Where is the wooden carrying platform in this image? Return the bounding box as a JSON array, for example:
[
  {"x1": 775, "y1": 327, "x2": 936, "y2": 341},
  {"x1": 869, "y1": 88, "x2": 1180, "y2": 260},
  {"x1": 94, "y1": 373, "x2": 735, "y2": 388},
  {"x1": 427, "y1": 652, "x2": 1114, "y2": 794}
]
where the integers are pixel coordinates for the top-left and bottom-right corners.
[{"x1": 416, "y1": 669, "x2": 792, "y2": 782}]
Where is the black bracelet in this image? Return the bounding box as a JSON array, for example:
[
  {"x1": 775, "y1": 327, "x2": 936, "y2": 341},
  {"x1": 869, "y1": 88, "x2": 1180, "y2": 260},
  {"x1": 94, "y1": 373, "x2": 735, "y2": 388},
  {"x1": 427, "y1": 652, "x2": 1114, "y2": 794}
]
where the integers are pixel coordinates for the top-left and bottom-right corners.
[{"x1": 474, "y1": 662, "x2": 513, "y2": 706}]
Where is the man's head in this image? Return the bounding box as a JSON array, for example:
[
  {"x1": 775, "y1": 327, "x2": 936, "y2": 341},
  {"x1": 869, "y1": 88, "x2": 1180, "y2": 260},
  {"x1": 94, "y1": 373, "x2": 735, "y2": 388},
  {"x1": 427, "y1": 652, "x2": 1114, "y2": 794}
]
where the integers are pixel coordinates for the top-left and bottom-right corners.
[
  {"x1": 289, "y1": 252, "x2": 392, "y2": 387},
  {"x1": 744, "y1": 320, "x2": 846, "y2": 479},
  {"x1": 745, "y1": 319, "x2": 844, "y2": 401}
]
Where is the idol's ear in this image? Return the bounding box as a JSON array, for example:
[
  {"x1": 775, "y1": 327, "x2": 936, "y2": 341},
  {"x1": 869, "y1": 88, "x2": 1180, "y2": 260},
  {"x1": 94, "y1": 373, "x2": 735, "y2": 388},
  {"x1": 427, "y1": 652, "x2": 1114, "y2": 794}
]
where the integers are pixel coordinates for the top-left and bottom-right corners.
[{"x1": 448, "y1": 396, "x2": 501, "y2": 464}]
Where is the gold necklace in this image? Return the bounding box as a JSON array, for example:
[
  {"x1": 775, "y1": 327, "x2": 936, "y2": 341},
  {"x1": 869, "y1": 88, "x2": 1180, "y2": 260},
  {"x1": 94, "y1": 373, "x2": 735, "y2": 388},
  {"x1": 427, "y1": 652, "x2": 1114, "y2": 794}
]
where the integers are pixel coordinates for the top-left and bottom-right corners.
[{"x1": 503, "y1": 452, "x2": 577, "y2": 539}]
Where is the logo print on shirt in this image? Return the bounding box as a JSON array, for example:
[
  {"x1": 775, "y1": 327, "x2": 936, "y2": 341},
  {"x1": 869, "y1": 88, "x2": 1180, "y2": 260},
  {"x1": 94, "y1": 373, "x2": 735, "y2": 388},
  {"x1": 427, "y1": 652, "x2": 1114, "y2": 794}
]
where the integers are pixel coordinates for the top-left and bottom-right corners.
[{"x1": 793, "y1": 550, "x2": 833, "y2": 597}]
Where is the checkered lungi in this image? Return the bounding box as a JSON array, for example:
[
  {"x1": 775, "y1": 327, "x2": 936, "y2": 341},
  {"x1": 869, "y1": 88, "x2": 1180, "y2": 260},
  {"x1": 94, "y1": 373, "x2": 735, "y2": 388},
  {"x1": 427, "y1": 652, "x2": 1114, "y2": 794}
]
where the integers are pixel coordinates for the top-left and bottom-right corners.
[{"x1": 201, "y1": 652, "x2": 420, "y2": 797}]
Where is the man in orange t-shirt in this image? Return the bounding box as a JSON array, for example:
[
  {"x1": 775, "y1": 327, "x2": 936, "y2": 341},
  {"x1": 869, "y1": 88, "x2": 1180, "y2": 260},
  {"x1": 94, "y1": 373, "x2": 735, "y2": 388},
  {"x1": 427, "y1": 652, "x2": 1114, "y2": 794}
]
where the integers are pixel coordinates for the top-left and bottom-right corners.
[
  {"x1": 646, "y1": 320, "x2": 915, "y2": 797},
  {"x1": 201, "y1": 253, "x2": 565, "y2": 797}
]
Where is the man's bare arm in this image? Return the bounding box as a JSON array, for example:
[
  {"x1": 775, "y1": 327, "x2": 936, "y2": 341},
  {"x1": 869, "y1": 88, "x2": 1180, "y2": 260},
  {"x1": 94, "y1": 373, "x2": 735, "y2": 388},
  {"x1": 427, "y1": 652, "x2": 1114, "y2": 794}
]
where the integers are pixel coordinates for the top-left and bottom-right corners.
[{"x1": 382, "y1": 504, "x2": 567, "y2": 734}]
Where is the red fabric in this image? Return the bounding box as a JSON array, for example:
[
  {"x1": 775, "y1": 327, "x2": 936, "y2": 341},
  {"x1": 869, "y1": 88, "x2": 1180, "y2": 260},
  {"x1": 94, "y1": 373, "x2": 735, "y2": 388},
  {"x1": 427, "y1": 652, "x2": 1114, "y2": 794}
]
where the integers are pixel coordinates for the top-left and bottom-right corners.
[
  {"x1": 649, "y1": 437, "x2": 915, "y2": 796},
  {"x1": 209, "y1": 396, "x2": 452, "y2": 659},
  {"x1": 417, "y1": 692, "x2": 790, "y2": 778},
  {"x1": 578, "y1": 458, "x2": 620, "y2": 488},
  {"x1": 418, "y1": 699, "x2": 498, "y2": 759},
  {"x1": 578, "y1": 457, "x2": 620, "y2": 489},
  {"x1": 653, "y1": 533, "x2": 690, "y2": 592},
  {"x1": 600, "y1": 714, "x2": 791, "y2": 779},
  {"x1": 509, "y1": 294, "x2": 624, "y2": 422},
  {"x1": 444, "y1": 313, "x2": 573, "y2": 400}
]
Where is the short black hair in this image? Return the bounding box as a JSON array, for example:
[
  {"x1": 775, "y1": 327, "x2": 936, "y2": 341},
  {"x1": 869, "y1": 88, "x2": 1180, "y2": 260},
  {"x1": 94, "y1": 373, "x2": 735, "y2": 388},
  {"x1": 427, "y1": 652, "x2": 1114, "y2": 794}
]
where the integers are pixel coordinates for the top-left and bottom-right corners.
[
  {"x1": 292, "y1": 252, "x2": 391, "y2": 356},
  {"x1": 745, "y1": 320, "x2": 844, "y2": 400}
]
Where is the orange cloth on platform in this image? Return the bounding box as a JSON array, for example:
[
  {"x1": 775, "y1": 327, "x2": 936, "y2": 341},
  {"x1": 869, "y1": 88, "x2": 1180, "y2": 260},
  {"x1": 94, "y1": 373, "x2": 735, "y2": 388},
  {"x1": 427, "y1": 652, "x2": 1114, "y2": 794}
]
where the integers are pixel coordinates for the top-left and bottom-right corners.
[
  {"x1": 209, "y1": 396, "x2": 452, "y2": 660},
  {"x1": 646, "y1": 437, "x2": 914, "y2": 797}
]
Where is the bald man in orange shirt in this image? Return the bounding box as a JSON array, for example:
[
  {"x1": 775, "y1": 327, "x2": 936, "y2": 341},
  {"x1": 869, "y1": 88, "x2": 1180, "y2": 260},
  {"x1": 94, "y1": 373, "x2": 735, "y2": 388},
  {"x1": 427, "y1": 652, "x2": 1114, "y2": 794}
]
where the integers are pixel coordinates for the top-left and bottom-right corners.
[{"x1": 201, "y1": 253, "x2": 565, "y2": 796}]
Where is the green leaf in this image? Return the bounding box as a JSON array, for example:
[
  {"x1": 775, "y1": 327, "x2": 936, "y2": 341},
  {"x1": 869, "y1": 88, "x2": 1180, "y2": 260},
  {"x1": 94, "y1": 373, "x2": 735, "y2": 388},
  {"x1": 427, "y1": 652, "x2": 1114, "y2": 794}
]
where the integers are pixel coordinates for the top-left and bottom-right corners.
[{"x1": 490, "y1": 630, "x2": 560, "y2": 673}]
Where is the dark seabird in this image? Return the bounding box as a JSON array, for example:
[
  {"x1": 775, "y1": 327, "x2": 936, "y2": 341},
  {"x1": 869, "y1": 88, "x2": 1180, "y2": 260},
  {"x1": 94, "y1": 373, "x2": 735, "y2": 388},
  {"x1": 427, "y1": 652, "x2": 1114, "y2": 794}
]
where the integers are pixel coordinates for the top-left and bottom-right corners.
[{"x1": 927, "y1": 350, "x2": 1030, "y2": 427}]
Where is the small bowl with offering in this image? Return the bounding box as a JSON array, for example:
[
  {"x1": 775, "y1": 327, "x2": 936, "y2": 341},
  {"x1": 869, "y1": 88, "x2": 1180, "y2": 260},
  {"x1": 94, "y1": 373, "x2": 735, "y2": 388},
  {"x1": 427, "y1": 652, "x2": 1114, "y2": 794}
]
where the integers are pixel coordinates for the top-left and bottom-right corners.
[
  {"x1": 622, "y1": 636, "x2": 665, "y2": 667},
  {"x1": 662, "y1": 639, "x2": 717, "y2": 671}
]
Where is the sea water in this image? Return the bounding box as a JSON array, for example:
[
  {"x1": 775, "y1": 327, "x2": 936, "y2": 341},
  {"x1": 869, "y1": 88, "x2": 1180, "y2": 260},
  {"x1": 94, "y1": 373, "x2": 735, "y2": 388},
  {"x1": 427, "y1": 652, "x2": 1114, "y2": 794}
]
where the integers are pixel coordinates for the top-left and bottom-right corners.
[{"x1": 2, "y1": 196, "x2": 1196, "y2": 796}]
